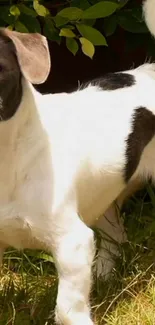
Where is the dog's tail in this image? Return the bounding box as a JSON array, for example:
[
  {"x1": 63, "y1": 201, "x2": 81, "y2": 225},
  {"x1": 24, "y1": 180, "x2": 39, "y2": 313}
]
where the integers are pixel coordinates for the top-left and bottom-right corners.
[{"x1": 143, "y1": 0, "x2": 155, "y2": 37}]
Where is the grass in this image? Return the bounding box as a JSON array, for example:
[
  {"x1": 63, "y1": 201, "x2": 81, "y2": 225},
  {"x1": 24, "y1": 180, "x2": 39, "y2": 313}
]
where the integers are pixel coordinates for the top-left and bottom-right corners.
[{"x1": 1, "y1": 183, "x2": 155, "y2": 324}]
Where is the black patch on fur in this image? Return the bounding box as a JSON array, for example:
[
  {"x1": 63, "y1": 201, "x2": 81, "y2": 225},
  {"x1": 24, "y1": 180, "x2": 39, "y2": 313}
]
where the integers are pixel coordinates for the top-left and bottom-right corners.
[
  {"x1": 0, "y1": 32, "x2": 22, "y2": 120},
  {"x1": 80, "y1": 73, "x2": 135, "y2": 91},
  {"x1": 124, "y1": 107, "x2": 155, "y2": 182}
]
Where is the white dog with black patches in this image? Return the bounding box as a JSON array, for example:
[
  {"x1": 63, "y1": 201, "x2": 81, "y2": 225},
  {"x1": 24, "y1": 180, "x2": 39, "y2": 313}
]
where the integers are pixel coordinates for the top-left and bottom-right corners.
[{"x1": 0, "y1": 1, "x2": 154, "y2": 324}]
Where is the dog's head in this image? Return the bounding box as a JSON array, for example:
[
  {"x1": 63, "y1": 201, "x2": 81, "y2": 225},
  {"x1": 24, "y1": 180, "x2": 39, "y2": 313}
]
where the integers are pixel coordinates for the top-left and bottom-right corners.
[{"x1": 0, "y1": 28, "x2": 51, "y2": 120}]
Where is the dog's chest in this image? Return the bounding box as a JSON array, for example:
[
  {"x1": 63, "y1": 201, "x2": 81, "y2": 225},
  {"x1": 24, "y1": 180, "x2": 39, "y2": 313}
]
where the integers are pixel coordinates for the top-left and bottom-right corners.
[{"x1": 0, "y1": 139, "x2": 53, "y2": 250}]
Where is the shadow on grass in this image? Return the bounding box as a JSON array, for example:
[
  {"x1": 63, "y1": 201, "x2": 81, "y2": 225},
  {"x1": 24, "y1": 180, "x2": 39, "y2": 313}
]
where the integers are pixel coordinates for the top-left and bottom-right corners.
[{"x1": 93, "y1": 183, "x2": 155, "y2": 324}]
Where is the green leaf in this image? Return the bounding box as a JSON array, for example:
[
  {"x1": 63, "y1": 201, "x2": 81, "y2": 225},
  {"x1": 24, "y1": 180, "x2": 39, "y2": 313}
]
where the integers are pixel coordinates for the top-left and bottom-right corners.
[
  {"x1": 43, "y1": 17, "x2": 61, "y2": 43},
  {"x1": 81, "y1": 19, "x2": 96, "y2": 27},
  {"x1": 19, "y1": 13, "x2": 41, "y2": 33},
  {"x1": 82, "y1": 1, "x2": 118, "y2": 19},
  {"x1": 15, "y1": 21, "x2": 29, "y2": 33},
  {"x1": 130, "y1": 8, "x2": 143, "y2": 22},
  {"x1": 7, "y1": 25, "x2": 13, "y2": 31},
  {"x1": 60, "y1": 28, "x2": 76, "y2": 38},
  {"x1": 44, "y1": 7, "x2": 50, "y2": 16},
  {"x1": 66, "y1": 38, "x2": 78, "y2": 55},
  {"x1": 65, "y1": 25, "x2": 75, "y2": 30},
  {"x1": 118, "y1": 12, "x2": 148, "y2": 33},
  {"x1": 104, "y1": 14, "x2": 117, "y2": 36},
  {"x1": 10, "y1": 5, "x2": 20, "y2": 17},
  {"x1": 53, "y1": 15, "x2": 69, "y2": 27},
  {"x1": 33, "y1": 0, "x2": 47, "y2": 17},
  {"x1": 57, "y1": 7, "x2": 83, "y2": 20},
  {"x1": 18, "y1": 4, "x2": 37, "y2": 17},
  {"x1": 0, "y1": 6, "x2": 15, "y2": 25},
  {"x1": 118, "y1": 0, "x2": 129, "y2": 9},
  {"x1": 77, "y1": 24, "x2": 107, "y2": 46},
  {"x1": 79, "y1": 37, "x2": 95, "y2": 58},
  {"x1": 71, "y1": 0, "x2": 90, "y2": 10}
]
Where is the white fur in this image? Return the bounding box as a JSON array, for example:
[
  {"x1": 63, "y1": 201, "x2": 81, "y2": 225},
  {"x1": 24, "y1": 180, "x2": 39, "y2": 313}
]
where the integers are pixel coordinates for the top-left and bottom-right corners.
[
  {"x1": 0, "y1": 2, "x2": 154, "y2": 324},
  {"x1": 143, "y1": 0, "x2": 155, "y2": 36},
  {"x1": 0, "y1": 63, "x2": 154, "y2": 325}
]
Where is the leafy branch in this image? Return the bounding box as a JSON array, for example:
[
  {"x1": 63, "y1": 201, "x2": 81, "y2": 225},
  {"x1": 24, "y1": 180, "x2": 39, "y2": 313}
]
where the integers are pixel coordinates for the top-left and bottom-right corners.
[{"x1": 0, "y1": 0, "x2": 148, "y2": 58}]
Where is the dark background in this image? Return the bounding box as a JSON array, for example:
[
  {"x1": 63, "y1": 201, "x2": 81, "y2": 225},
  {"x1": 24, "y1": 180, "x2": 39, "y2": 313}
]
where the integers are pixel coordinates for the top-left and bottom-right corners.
[
  {"x1": 34, "y1": 0, "x2": 155, "y2": 95},
  {"x1": 37, "y1": 27, "x2": 152, "y2": 94}
]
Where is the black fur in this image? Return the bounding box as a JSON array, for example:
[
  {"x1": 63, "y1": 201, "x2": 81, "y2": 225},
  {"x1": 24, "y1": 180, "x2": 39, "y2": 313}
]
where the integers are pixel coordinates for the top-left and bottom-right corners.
[
  {"x1": 0, "y1": 32, "x2": 22, "y2": 121},
  {"x1": 124, "y1": 107, "x2": 155, "y2": 182},
  {"x1": 80, "y1": 73, "x2": 135, "y2": 91}
]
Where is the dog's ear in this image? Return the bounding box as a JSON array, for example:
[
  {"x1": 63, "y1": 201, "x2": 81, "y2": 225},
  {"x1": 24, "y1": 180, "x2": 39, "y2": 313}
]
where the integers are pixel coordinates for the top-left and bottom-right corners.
[{"x1": 0, "y1": 28, "x2": 51, "y2": 84}]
